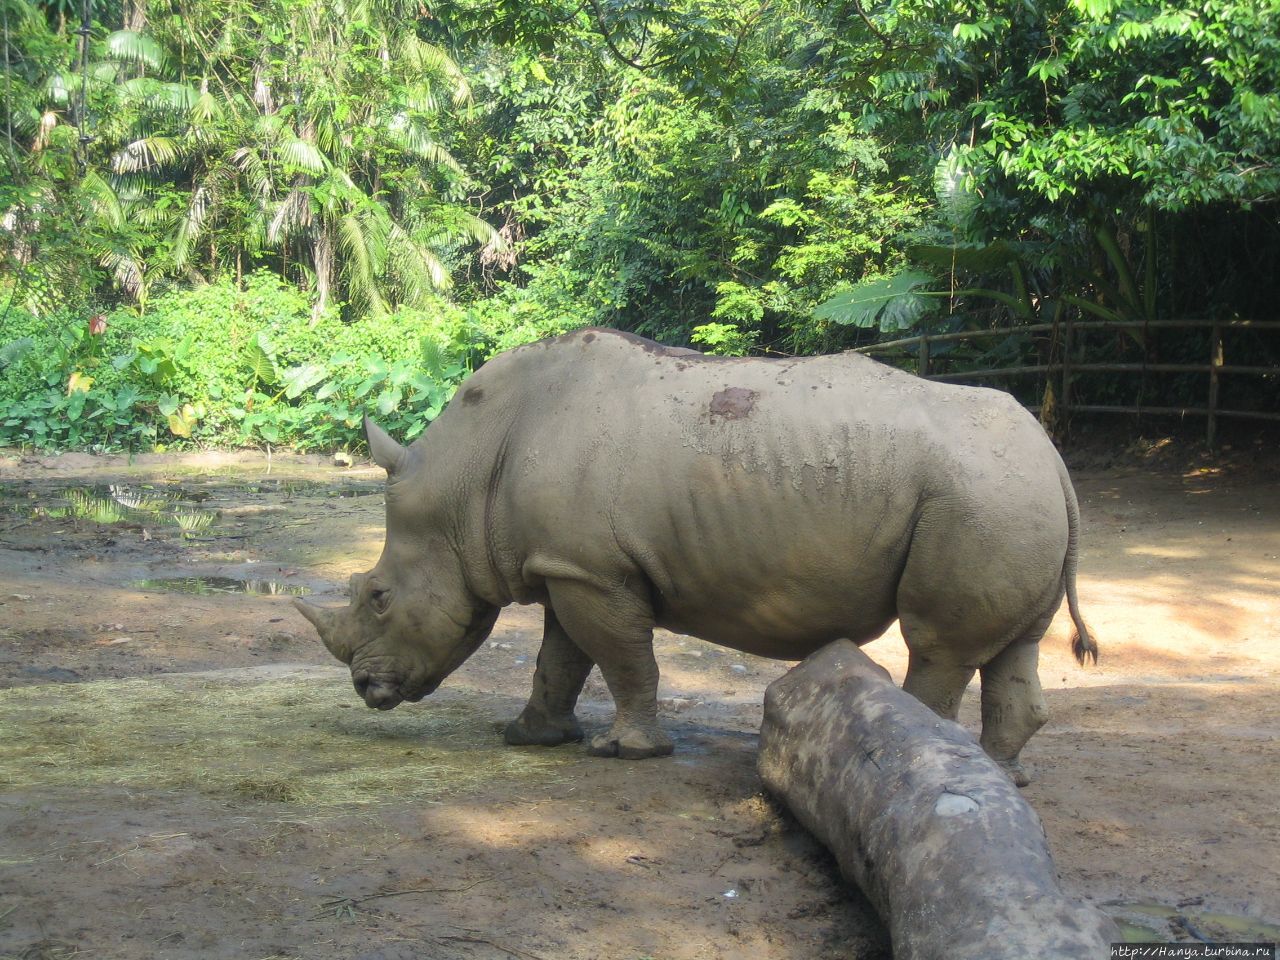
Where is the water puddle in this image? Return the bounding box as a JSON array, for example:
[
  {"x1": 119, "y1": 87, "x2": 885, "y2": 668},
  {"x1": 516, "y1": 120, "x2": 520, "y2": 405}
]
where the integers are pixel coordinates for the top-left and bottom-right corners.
[
  {"x1": 228, "y1": 478, "x2": 381, "y2": 499},
  {"x1": 0, "y1": 477, "x2": 380, "y2": 535},
  {"x1": 1105, "y1": 900, "x2": 1280, "y2": 943},
  {"x1": 132, "y1": 576, "x2": 312, "y2": 596},
  {"x1": 4, "y1": 482, "x2": 217, "y2": 534}
]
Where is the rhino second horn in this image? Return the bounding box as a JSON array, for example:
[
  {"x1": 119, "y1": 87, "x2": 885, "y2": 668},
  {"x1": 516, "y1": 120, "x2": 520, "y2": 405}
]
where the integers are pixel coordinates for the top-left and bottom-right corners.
[{"x1": 364, "y1": 415, "x2": 407, "y2": 476}]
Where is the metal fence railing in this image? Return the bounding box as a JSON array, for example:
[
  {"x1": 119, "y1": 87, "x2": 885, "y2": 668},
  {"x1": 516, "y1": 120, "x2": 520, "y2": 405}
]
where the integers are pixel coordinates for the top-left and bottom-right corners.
[{"x1": 855, "y1": 318, "x2": 1280, "y2": 445}]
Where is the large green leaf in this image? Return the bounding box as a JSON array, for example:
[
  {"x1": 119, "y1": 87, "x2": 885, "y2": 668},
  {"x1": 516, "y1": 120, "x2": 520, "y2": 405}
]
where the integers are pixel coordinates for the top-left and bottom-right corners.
[
  {"x1": 814, "y1": 271, "x2": 939, "y2": 331},
  {"x1": 282, "y1": 364, "x2": 328, "y2": 400},
  {"x1": 244, "y1": 334, "x2": 278, "y2": 386}
]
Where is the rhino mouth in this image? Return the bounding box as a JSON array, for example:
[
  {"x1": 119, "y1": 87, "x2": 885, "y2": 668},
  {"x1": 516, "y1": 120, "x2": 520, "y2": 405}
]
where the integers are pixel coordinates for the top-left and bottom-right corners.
[
  {"x1": 402, "y1": 677, "x2": 442, "y2": 703},
  {"x1": 362, "y1": 675, "x2": 442, "y2": 709}
]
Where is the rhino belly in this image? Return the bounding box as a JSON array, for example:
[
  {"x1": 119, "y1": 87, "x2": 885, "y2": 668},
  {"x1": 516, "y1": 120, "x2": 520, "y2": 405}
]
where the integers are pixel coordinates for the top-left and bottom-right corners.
[{"x1": 653, "y1": 578, "x2": 900, "y2": 660}]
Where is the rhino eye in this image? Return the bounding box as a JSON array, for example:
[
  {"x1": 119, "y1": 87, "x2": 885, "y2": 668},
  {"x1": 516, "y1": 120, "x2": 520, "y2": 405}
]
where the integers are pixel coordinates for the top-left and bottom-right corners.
[{"x1": 370, "y1": 588, "x2": 391, "y2": 614}]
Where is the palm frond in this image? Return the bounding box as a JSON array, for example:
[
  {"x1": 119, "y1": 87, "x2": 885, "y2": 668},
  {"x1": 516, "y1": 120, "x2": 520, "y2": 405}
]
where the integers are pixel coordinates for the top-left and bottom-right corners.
[
  {"x1": 268, "y1": 188, "x2": 314, "y2": 244},
  {"x1": 337, "y1": 211, "x2": 388, "y2": 316},
  {"x1": 231, "y1": 148, "x2": 272, "y2": 200},
  {"x1": 78, "y1": 170, "x2": 125, "y2": 230},
  {"x1": 44, "y1": 73, "x2": 72, "y2": 107},
  {"x1": 173, "y1": 184, "x2": 213, "y2": 270},
  {"x1": 397, "y1": 36, "x2": 470, "y2": 106},
  {"x1": 190, "y1": 90, "x2": 223, "y2": 126},
  {"x1": 117, "y1": 77, "x2": 198, "y2": 114},
  {"x1": 277, "y1": 137, "x2": 328, "y2": 175},
  {"x1": 387, "y1": 220, "x2": 449, "y2": 298},
  {"x1": 113, "y1": 136, "x2": 185, "y2": 172},
  {"x1": 105, "y1": 30, "x2": 168, "y2": 71},
  {"x1": 386, "y1": 115, "x2": 462, "y2": 171}
]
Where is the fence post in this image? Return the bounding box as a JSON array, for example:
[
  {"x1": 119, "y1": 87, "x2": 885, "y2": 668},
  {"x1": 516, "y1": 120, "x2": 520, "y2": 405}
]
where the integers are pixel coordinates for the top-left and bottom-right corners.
[
  {"x1": 1207, "y1": 321, "x2": 1224, "y2": 447},
  {"x1": 1061, "y1": 316, "x2": 1073, "y2": 423},
  {"x1": 918, "y1": 334, "x2": 931, "y2": 379}
]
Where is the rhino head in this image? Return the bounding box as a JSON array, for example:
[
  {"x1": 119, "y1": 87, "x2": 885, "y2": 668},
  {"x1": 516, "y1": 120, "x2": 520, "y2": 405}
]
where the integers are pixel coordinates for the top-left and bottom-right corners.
[{"x1": 293, "y1": 417, "x2": 499, "y2": 710}]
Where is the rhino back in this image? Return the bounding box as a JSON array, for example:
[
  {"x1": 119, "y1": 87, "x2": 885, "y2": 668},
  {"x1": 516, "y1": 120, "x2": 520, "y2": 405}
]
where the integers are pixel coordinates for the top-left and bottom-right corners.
[{"x1": 431, "y1": 329, "x2": 1067, "y2": 658}]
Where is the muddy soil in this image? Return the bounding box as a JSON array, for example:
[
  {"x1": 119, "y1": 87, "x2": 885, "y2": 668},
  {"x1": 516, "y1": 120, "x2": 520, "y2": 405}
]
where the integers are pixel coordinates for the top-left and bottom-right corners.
[{"x1": 1, "y1": 446, "x2": 1277, "y2": 960}]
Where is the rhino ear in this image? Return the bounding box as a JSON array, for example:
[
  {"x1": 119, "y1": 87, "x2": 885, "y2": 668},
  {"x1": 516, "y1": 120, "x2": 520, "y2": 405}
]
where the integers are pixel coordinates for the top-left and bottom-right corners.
[{"x1": 365, "y1": 416, "x2": 407, "y2": 476}]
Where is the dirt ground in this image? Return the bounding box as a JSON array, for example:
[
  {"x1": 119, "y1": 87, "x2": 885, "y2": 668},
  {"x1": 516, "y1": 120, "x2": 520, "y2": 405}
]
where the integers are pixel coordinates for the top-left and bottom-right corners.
[{"x1": 1, "y1": 440, "x2": 1278, "y2": 960}]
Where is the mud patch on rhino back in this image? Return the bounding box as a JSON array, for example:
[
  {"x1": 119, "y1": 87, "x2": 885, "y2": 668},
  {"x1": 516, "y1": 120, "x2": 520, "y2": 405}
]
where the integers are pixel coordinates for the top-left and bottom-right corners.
[{"x1": 710, "y1": 387, "x2": 759, "y2": 421}]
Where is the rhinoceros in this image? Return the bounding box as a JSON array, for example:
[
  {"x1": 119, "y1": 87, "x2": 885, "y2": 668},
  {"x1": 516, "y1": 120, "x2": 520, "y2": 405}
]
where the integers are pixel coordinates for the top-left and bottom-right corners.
[{"x1": 295, "y1": 327, "x2": 1095, "y2": 784}]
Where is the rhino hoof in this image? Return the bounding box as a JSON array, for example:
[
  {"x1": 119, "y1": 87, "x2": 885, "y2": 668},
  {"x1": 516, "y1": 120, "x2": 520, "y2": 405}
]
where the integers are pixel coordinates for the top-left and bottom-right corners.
[
  {"x1": 588, "y1": 726, "x2": 674, "y2": 760},
  {"x1": 504, "y1": 715, "x2": 584, "y2": 747},
  {"x1": 998, "y1": 757, "x2": 1033, "y2": 787}
]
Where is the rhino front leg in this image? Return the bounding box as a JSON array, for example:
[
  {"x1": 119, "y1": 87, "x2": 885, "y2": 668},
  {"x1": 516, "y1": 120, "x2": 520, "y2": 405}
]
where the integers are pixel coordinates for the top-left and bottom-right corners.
[
  {"x1": 505, "y1": 606, "x2": 594, "y2": 747},
  {"x1": 545, "y1": 578, "x2": 673, "y2": 760}
]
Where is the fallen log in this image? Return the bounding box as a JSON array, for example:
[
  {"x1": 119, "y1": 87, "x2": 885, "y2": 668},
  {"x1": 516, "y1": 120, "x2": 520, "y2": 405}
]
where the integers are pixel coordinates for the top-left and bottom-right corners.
[{"x1": 758, "y1": 640, "x2": 1119, "y2": 959}]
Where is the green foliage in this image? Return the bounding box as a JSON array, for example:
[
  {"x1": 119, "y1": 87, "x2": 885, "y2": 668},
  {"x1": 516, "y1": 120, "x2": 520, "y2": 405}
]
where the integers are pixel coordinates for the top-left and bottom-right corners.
[
  {"x1": 0, "y1": 0, "x2": 499, "y2": 317},
  {"x1": 0, "y1": 273, "x2": 475, "y2": 451},
  {"x1": 3, "y1": 0, "x2": 1279, "y2": 454},
  {"x1": 690, "y1": 321, "x2": 758, "y2": 356},
  {"x1": 815, "y1": 271, "x2": 940, "y2": 332},
  {"x1": 473, "y1": 45, "x2": 924, "y2": 353}
]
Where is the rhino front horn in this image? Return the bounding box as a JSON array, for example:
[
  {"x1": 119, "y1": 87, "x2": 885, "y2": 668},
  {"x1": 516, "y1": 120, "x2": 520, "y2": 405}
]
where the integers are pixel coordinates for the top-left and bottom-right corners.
[
  {"x1": 292, "y1": 597, "x2": 348, "y2": 660},
  {"x1": 365, "y1": 415, "x2": 407, "y2": 476}
]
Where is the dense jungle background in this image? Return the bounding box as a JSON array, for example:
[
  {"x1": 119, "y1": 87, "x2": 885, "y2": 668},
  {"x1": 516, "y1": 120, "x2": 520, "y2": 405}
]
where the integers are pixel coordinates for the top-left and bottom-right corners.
[{"x1": 1, "y1": 0, "x2": 1278, "y2": 450}]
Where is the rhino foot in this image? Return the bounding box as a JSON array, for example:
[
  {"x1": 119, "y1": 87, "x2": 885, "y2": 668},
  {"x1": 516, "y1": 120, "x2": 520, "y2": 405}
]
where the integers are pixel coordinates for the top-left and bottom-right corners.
[
  {"x1": 504, "y1": 711, "x2": 584, "y2": 747},
  {"x1": 588, "y1": 724, "x2": 674, "y2": 760},
  {"x1": 998, "y1": 757, "x2": 1033, "y2": 787}
]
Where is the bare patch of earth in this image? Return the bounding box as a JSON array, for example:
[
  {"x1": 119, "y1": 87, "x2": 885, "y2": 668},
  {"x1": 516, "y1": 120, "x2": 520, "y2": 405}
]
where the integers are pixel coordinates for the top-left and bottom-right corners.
[{"x1": 0, "y1": 447, "x2": 1277, "y2": 959}]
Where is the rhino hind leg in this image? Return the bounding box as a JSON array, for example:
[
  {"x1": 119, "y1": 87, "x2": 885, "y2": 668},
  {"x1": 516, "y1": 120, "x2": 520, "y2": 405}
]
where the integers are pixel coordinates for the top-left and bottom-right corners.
[
  {"x1": 978, "y1": 638, "x2": 1049, "y2": 787},
  {"x1": 901, "y1": 651, "x2": 976, "y2": 722},
  {"x1": 505, "y1": 607, "x2": 593, "y2": 747},
  {"x1": 545, "y1": 578, "x2": 673, "y2": 760}
]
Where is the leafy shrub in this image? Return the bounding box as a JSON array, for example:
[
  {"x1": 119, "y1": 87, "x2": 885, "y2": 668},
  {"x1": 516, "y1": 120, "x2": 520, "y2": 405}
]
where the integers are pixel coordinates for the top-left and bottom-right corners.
[{"x1": 0, "y1": 272, "x2": 479, "y2": 452}]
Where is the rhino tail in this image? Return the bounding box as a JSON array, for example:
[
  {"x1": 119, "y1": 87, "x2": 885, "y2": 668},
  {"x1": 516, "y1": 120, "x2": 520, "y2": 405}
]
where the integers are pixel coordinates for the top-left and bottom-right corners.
[{"x1": 1059, "y1": 460, "x2": 1098, "y2": 666}]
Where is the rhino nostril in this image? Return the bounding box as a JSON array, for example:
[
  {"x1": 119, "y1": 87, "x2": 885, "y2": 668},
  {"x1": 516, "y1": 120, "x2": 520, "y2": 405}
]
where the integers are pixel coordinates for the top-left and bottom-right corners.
[{"x1": 353, "y1": 673, "x2": 371, "y2": 698}]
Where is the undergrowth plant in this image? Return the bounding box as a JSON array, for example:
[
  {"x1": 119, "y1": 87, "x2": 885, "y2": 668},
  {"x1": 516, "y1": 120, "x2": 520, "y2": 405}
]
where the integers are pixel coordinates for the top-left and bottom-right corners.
[{"x1": 0, "y1": 272, "x2": 484, "y2": 452}]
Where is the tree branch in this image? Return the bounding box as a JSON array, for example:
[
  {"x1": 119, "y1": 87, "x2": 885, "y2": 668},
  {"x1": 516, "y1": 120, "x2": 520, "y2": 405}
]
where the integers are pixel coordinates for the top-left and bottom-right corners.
[
  {"x1": 850, "y1": 0, "x2": 893, "y2": 49},
  {"x1": 584, "y1": 0, "x2": 675, "y2": 71}
]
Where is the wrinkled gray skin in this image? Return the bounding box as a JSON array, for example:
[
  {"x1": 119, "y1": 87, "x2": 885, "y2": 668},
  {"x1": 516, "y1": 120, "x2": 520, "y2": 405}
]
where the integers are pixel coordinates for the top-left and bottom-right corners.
[
  {"x1": 295, "y1": 328, "x2": 1096, "y2": 782},
  {"x1": 758, "y1": 641, "x2": 1120, "y2": 959}
]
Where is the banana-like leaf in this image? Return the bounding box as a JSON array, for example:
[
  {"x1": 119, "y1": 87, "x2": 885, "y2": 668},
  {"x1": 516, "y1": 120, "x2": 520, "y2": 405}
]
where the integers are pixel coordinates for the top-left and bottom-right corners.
[{"x1": 814, "y1": 271, "x2": 939, "y2": 330}]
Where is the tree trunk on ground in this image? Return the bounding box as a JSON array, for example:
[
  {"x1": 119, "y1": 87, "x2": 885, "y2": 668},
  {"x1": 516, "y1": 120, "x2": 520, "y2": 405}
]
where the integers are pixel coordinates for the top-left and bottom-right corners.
[{"x1": 758, "y1": 640, "x2": 1119, "y2": 960}]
